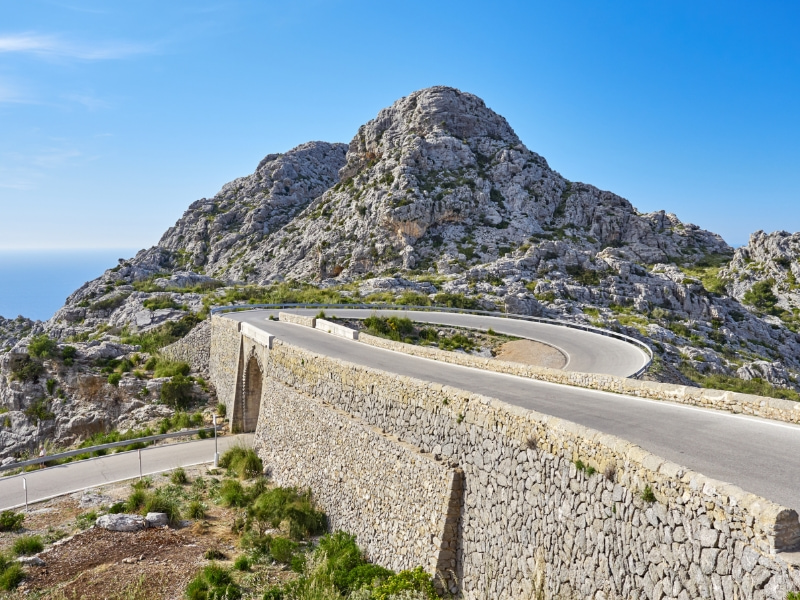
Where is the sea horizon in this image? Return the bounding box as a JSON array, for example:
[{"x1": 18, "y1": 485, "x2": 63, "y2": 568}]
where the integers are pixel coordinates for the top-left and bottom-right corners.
[{"x1": 0, "y1": 248, "x2": 140, "y2": 322}]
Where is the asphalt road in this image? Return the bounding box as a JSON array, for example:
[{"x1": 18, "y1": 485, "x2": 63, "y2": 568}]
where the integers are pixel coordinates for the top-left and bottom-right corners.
[
  {"x1": 231, "y1": 310, "x2": 800, "y2": 511},
  {"x1": 0, "y1": 435, "x2": 253, "y2": 511},
  {"x1": 256, "y1": 308, "x2": 649, "y2": 377}
]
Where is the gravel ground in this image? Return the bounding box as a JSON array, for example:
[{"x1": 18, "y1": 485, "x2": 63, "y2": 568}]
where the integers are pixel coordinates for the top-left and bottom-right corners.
[{"x1": 493, "y1": 339, "x2": 567, "y2": 369}]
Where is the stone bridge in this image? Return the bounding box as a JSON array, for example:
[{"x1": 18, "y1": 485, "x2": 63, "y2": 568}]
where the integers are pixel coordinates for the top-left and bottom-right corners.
[{"x1": 207, "y1": 312, "x2": 800, "y2": 599}]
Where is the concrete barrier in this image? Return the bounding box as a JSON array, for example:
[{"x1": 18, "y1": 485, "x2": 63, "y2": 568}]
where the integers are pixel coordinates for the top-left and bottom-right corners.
[
  {"x1": 240, "y1": 322, "x2": 274, "y2": 349},
  {"x1": 315, "y1": 318, "x2": 359, "y2": 340}
]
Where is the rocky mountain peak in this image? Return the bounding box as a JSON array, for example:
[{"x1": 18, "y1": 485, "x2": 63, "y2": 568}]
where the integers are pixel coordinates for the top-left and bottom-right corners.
[{"x1": 340, "y1": 86, "x2": 525, "y2": 180}]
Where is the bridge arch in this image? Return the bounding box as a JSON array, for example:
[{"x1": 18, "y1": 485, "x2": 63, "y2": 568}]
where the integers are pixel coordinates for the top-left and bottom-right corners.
[{"x1": 235, "y1": 352, "x2": 263, "y2": 433}]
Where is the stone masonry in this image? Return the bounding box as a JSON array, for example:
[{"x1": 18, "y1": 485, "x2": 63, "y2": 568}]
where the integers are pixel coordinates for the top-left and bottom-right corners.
[
  {"x1": 254, "y1": 377, "x2": 462, "y2": 593},
  {"x1": 210, "y1": 316, "x2": 800, "y2": 599}
]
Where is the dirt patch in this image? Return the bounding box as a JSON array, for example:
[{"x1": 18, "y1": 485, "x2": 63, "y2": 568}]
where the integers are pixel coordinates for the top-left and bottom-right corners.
[
  {"x1": 22, "y1": 527, "x2": 205, "y2": 599},
  {"x1": 493, "y1": 339, "x2": 566, "y2": 369},
  {"x1": 1, "y1": 464, "x2": 293, "y2": 599}
]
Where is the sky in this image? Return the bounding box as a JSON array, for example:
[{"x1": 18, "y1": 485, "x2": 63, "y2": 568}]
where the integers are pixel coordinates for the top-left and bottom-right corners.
[{"x1": 0, "y1": 0, "x2": 798, "y2": 250}]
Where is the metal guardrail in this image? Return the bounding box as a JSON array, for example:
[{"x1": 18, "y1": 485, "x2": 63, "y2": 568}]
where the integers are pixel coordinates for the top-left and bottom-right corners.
[
  {"x1": 0, "y1": 426, "x2": 220, "y2": 473},
  {"x1": 210, "y1": 302, "x2": 653, "y2": 378}
]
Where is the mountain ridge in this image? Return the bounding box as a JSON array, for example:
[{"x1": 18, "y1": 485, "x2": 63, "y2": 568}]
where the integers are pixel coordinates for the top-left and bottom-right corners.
[{"x1": 1, "y1": 85, "x2": 798, "y2": 460}]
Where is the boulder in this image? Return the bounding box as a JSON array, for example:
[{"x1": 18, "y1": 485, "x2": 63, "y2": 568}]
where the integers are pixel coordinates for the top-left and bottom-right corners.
[
  {"x1": 145, "y1": 512, "x2": 169, "y2": 528},
  {"x1": 95, "y1": 514, "x2": 146, "y2": 532}
]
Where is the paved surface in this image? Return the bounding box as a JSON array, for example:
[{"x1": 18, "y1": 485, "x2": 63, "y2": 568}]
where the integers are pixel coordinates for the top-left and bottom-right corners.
[
  {"x1": 231, "y1": 310, "x2": 800, "y2": 511},
  {"x1": 261, "y1": 308, "x2": 649, "y2": 377},
  {"x1": 0, "y1": 435, "x2": 253, "y2": 511}
]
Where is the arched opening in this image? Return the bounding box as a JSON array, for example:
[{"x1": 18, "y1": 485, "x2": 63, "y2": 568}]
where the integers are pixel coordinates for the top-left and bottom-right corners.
[{"x1": 241, "y1": 356, "x2": 262, "y2": 433}]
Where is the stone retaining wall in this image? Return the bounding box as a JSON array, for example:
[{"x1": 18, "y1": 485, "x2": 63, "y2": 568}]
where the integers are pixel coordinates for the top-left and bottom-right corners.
[
  {"x1": 258, "y1": 338, "x2": 800, "y2": 599},
  {"x1": 254, "y1": 377, "x2": 461, "y2": 592},
  {"x1": 161, "y1": 319, "x2": 212, "y2": 374},
  {"x1": 209, "y1": 316, "x2": 242, "y2": 411}
]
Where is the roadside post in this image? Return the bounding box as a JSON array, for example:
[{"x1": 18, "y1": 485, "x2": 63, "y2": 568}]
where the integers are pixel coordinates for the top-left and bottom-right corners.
[{"x1": 213, "y1": 415, "x2": 219, "y2": 467}]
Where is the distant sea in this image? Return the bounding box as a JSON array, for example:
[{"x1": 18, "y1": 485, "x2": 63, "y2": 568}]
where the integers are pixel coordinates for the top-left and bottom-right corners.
[{"x1": 0, "y1": 249, "x2": 140, "y2": 322}]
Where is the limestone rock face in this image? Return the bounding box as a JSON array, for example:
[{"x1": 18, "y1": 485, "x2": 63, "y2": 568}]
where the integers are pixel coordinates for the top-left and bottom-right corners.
[
  {"x1": 721, "y1": 230, "x2": 800, "y2": 311},
  {"x1": 3, "y1": 86, "x2": 800, "y2": 463},
  {"x1": 260, "y1": 87, "x2": 729, "y2": 281}
]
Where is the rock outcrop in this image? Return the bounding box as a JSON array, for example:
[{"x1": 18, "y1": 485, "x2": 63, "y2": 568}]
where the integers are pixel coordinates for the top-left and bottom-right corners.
[{"x1": 2, "y1": 86, "x2": 799, "y2": 460}]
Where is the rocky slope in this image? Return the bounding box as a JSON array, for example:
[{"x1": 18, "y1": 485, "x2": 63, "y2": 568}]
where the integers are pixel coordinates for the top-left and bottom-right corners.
[{"x1": 2, "y1": 86, "x2": 799, "y2": 460}]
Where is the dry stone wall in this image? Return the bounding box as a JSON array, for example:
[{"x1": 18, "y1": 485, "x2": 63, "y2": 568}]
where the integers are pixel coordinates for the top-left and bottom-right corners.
[
  {"x1": 209, "y1": 316, "x2": 242, "y2": 411},
  {"x1": 161, "y1": 318, "x2": 212, "y2": 375},
  {"x1": 254, "y1": 377, "x2": 462, "y2": 592},
  {"x1": 256, "y1": 338, "x2": 800, "y2": 600}
]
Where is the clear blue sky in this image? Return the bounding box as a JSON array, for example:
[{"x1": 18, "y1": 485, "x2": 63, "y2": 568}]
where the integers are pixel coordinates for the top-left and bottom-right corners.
[{"x1": 1, "y1": 0, "x2": 798, "y2": 249}]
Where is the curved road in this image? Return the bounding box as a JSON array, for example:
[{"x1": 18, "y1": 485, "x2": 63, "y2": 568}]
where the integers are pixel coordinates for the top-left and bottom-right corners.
[
  {"x1": 262, "y1": 308, "x2": 648, "y2": 377},
  {"x1": 232, "y1": 310, "x2": 800, "y2": 512}
]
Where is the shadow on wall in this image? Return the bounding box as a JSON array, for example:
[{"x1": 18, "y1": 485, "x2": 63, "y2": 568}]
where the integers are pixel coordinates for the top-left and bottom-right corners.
[{"x1": 234, "y1": 354, "x2": 262, "y2": 433}]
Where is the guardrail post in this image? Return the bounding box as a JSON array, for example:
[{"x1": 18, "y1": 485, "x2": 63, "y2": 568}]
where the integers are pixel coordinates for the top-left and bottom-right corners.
[{"x1": 213, "y1": 415, "x2": 219, "y2": 467}]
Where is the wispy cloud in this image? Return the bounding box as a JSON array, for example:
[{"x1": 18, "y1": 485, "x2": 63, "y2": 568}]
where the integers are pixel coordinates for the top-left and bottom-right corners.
[
  {"x1": 0, "y1": 32, "x2": 158, "y2": 60},
  {"x1": 63, "y1": 92, "x2": 109, "y2": 110},
  {"x1": 0, "y1": 83, "x2": 26, "y2": 104}
]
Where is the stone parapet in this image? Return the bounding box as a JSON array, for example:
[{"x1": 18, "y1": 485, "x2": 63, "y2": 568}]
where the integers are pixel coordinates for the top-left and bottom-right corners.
[{"x1": 278, "y1": 312, "x2": 316, "y2": 328}]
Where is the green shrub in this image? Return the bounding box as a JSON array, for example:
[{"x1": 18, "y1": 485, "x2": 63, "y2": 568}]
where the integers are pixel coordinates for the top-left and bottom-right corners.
[
  {"x1": 743, "y1": 280, "x2": 779, "y2": 312},
  {"x1": 363, "y1": 315, "x2": 415, "y2": 342},
  {"x1": 219, "y1": 479, "x2": 248, "y2": 508},
  {"x1": 24, "y1": 398, "x2": 54, "y2": 424},
  {"x1": 433, "y1": 292, "x2": 480, "y2": 310},
  {"x1": 76, "y1": 510, "x2": 98, "y2": 530},
  {"x1": 185, "y1": 564, "x2": 241, "y2": 600},
  {"x1": 0, "y1": 555, "x2": 24, "y2": 591},
  {"x1": 121, "y1": 313, "x2": 201, "y2": 354},
  {"x1": 233, "y1": 555, "x2": 251, "y2": 571},
  {"x1": 566, "y1": 264, "x2": 601, "y2": 286},
  {"x1": 204, "y1": 548, "x2": 226, "y2": 560},
  {"x1": 313, "y1": 531, "x2": 365, "y2": 592},
  {"x1": 216, "y1": 403, "x2": 227, "y2": 417},
  {"x1": 170, "y1": 467, "x2": 188, "y2": 485},
  {"x1": 187, "y1": 501, "x2": 206, "y2": 519},
  {"x1": 108, "y1": 501, "x2": 127, "y2": 514},
  {"x1": 13, "y1": 535, "x2": 43, "y2": 556},
  {"x1": 126, "y1": 489, "x2": 147, "y2": 512},
  {"x1": 345, "y1": 563, "x2": 394, "y2": 593},
  {"x1": 61, "y1": 345, "x2": 77, "y2": 365},
  {"x1": 108, "y1": 372, "x2": 122, "y2": 387},
  {"x1": 28, "y1": 334, "x2": 58, "y2": 358},
  {"x1": 269, "y1": 536, "x2": 298, "y2": 564},
  {"x1": 9, "y1": 355, "x2": 44, "y2": 382},
  {"x1": 90, "y1": 293, "x2": 129, "y2": 312},
  {"x1": 143, "y1": 295, "x2": 179, "y2": 311},
  {"x1": 160, "y1": 374, "x2": 194, "y2": 409},
  {"x1": 153, "y1": 359, "x2": 191, "y2": 378},
  {"x1": 249, "y1": 487, "x2": 326, "y2": 540},
  {"x1": 0, "y1": 511, "x2": 24, "y2": 532},
  {"x1": 219, "y1": 446, "x2": 263, "y2": 479},
  {"x1": 45, "y1": 378, "x2": 57, "y2": 395},
  {"x1": 641, "y1": 485, "x2": 656, "y2": 503},
  {"x1": 373, "y1": 566, "x2": 438, "y2": 600},
  {"x1": 142, "y1": 491, "x2": 181, "y2": 525}
]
